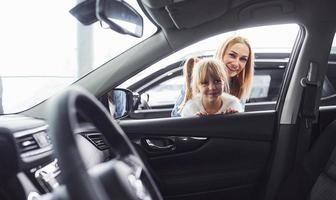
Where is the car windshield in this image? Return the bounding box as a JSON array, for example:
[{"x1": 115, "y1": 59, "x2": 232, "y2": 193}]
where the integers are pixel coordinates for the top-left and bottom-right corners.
[{"x1": 0, "y1": 0, "x2": 157, "y2": 114}]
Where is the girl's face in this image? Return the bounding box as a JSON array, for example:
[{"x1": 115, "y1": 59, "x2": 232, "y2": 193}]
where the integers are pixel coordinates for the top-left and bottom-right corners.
[
  {"x1": 198, "y1": 73, "x2": 224, "y2": 103},
  {"x1": 223, "y1": 43, "x2": 250, "y2": 77}
]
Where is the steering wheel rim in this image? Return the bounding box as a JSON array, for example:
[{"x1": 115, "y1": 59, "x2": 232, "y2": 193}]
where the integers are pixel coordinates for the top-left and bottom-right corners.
[{"x1": 47, "y1": 87, "x2": 162, "y2": 200}]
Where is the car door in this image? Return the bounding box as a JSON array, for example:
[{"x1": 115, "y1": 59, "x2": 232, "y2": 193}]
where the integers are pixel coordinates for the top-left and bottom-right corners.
[
  {"x1": 121, "y1": 112, "x2": 275, "y2": 200},
  {"x1": 114, "y1": 24, "x2": 302, "y2": 200}
]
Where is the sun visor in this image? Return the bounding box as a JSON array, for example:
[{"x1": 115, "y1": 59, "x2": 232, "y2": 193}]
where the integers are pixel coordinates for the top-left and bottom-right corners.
[
  {"x1": 141, "y1": 0, "x2": 176, "y2": 9},
  {"x1": 141, "y1": 0, "x2": 230, "y2": 29},
  {"x1": 167, "y1": 0, "x2": 230, "y2": 29}
]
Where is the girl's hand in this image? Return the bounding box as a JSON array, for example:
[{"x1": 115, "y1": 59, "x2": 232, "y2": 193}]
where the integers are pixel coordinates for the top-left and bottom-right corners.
[
  {"x1": 196, "y1": 111, "x2": 208, "y2": 116},
  {"x1": 224, "y1": 108, "x2": 238, "y2": 114}
]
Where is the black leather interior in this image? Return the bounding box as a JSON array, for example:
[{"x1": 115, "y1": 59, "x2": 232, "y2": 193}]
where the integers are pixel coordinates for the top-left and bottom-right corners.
[
  {"x1": 121, "y1": 111, "x2": 277, "y2": 200},
  {"x1": 277, "y1": 107, "x2": 336, "y2": 200}
]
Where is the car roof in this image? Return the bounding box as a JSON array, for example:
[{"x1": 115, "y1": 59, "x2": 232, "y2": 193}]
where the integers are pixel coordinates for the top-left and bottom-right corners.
[
  {"x1": 139, "y1": 0, "x2": 336, "y2": 50},
  {"x1": 141, "y1": 0, "x2": 336, "y2": 28}
]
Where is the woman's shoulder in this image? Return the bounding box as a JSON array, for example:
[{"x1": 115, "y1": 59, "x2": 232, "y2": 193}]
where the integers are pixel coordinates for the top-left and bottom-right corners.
[
  {"x1": 221, "y1": 93, "x2": 243, "y2": 112},
  {"x1": 221, "y1": 93, "x2": 240, "y2": 102}
]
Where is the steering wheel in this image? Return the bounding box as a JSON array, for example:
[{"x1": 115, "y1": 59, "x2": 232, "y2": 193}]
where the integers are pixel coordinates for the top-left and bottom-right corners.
[{"x1": 47, "y1": 87, "x2": 162, "y2": 200}]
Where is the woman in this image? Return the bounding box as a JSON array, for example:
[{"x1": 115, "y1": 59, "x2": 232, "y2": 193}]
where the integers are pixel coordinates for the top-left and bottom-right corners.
[{"x1": 171, "y1": 36, "x2": 254, "y2": 117}]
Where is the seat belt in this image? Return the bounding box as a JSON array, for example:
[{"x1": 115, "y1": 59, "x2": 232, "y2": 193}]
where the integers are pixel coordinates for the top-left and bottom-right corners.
[{"x1": 296, "y1": 62, "x2": 320, "y2": 161}]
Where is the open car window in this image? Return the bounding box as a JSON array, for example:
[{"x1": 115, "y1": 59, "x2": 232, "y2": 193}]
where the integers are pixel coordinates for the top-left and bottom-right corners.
[{"x1": 120, "y1": 24, "x2": 300, "y2": 116}]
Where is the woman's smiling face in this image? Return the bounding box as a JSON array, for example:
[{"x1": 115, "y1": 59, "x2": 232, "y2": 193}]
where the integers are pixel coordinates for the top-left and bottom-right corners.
[{"x1": 223, "y1": 43, "x2": 250, "y2": 77}]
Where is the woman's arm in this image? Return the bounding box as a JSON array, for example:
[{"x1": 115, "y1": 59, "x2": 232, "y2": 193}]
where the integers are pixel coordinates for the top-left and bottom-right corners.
[
  {"x1": 227, "y1": 100, "x2": 243, "y2": 113},
  {"x1": 171, "y1": 86, "x2": 186, "y2": 117},
  {"x1": 240, "y1": 98, "x2": 246, "y2": 111},
  {"x1": 222, "y1": 94, "x2": 244, "y2": 113}
]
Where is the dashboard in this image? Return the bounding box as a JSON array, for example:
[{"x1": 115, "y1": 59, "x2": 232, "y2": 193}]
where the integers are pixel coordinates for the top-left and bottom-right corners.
[{"x1": 0, "y1": 115, "x2": 111, "y2": 200}]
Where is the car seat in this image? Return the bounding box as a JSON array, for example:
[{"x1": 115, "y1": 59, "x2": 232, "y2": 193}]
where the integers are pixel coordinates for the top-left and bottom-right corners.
[{"x1": 276, "y1": 120, "x2": 336, "y2": 200}]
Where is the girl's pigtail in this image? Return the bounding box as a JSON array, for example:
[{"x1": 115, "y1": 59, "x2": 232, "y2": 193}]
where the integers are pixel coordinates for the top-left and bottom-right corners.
[{"x1": 179, "y1": 57, "x2": 198, "y2": 112}]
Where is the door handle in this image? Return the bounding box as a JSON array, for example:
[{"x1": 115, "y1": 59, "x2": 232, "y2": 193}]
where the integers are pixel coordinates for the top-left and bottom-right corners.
[
  {"x1": 141, "y1": 136, "x2": 208, "y2": 155},
  {"x1": 142, "y1": 138, "x2": 176, "y2": 153},
  {"x1": 145, "y1": 139, "x2": 174, "y2": 151}
]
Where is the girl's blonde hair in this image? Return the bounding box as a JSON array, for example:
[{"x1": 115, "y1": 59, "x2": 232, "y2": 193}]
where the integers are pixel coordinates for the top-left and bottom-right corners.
[
  {"x1": 179, "y1": 58, "x2": 229, "y2": 111},
  {"x1": 215, "y1": 36, "x2": 254, "y2": 99},
  {"x1": 178, "y1": 57, "x2": 197, "y2": 112}
]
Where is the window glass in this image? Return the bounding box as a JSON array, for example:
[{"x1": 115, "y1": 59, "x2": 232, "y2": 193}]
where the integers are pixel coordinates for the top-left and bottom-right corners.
[
  {"x1": 121, "y1": 24, "x2": 300, "y2": 111},
  {"x1": 0, "y1": 0, "x2": 157, "y2": 114},
  {"x1": 145, "y1": 74, "x2": 273, "y2": 106},
  {"x1": 250, "y1": 75, "x2": 271, "y2": 99},
  {"x1": 143, "y1": 76, "x2": 184, "y2": 107},
  {"x1": 320, "y1": 33, "x2": 336, "y2": 107}
]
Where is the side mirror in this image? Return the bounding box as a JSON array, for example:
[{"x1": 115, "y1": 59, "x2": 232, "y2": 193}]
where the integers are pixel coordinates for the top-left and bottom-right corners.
[
  {"x1": 96, "y1": 0, "x2": 144, "y2": 38},
  {"x1": 107, "y1": 88, "x2": 134, "y2": 119}
]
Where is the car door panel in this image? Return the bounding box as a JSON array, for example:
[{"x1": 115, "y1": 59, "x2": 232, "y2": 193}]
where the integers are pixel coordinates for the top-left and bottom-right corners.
[
  {"x1": 147, "y1": 138, "x2": 270, "y2": 198},
  {"x1": 120, "y1": 111, "x2": 276, "y2": 200},
  {"x1": 130, "y1": 102, "x2": 277, "y2": 119},
  {"x1": 123, "y1": 111, "x2": 275, "y2": 139},
  {"x1": 130, "y1": 108, "x2": 172, "y2": 119},
  {"x1": 245, "y1": 102, "x2": 276, "y2": 112}
]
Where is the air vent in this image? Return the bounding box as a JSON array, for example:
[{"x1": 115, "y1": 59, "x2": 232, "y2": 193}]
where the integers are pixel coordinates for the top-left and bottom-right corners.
[
  {"x1": 85, "y1": 133, "x2": 110, "y2": 150},
  {"x1": 16, "y1": 135, "x2": 39, "y2": 154},
  {"x1": 14, "y1": 126, "x2": 52, "y2": 158}
]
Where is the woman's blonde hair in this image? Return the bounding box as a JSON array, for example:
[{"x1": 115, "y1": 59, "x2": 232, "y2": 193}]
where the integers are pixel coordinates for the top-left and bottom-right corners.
[
  {"x1": 215, "y1": 36, "x2": 254, "y2": 99},
  {"x1": 179, "y1": 58, "x2": 229, "y2": 111}
]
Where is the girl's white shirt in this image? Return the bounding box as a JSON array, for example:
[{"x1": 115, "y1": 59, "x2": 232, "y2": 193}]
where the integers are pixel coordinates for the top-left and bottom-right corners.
[{"x1": 181, "y1": 93, "x2": 243, "y2": 117}]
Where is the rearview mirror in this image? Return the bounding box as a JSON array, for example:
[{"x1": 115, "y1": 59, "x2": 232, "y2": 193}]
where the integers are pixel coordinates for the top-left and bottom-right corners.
[{"x1": 96, "y1": 0, "x2": 144, "y2": 38}]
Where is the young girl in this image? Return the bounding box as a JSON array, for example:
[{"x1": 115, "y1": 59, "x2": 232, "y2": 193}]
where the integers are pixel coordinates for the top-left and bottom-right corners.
[
  {"x1": 180, "y1": 58, "x2": 243, "y2": 117},
  {"x1": 172, "y1": 36, "x2": 254, "y2": 117}
]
